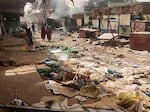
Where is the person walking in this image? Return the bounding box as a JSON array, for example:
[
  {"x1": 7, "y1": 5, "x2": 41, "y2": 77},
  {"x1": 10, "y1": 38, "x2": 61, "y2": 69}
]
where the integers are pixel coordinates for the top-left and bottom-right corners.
[
  {"x1": 26, "y1": 27, "x2": 33, "y2": 46},
  {"x1": 41, "y1": 24, "x2": 46, "y2": 41},
  {"x1": 22, "y1": 23, "x2": 33, "y2": 51},
  {"x1": 46, "y1": 26, "x2": 52, "y2": 42},
  {"x1": 31, "y1": 22, "x2": 35, "y2": 34}
]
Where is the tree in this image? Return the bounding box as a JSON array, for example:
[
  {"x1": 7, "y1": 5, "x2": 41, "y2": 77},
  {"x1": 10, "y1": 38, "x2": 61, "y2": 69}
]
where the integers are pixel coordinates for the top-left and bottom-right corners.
[
  {"x1": 84, "y1": 0, "x2": 97, "y2": 12},
  {"x1": 84, "y1": 0, "x2": 136, "y2": 11},
  {"x1": 84, "y1": 0, "x2": 108, "y2": 11},
  {"x1": 31, "y1": 0, "x2": 56, "y2": 21},
  {"x1": 96, "y1": 0, "x2": 108, "y2": 8}
]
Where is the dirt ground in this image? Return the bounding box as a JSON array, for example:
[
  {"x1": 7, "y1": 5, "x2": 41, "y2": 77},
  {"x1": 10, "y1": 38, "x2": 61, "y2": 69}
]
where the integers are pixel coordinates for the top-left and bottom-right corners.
[
  {"x1": 0, "y1": 35, "x2": 50, "y2": 106},
  {"x1": 0, "y1": 32, "x2": 150, "y2": 112}
]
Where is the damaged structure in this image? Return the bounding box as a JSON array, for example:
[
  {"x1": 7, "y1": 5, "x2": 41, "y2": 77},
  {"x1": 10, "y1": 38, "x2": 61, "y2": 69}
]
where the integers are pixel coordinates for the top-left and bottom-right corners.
[
  {"x1": 0, "y1": 0, "x2": 34, "y2": 35},
  {"x1": 71, "y1": 2, "x2": 150, "y2": 34},
  {"x1": 0, "y1": 1, "x2": 150, "y2": 112},
  {"x1": 70, "y1": 2, "x2": 150, "y2": 51}
]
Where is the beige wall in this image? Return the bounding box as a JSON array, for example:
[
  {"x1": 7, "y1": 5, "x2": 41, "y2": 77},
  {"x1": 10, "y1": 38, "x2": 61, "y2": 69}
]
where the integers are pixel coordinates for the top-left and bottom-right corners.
[
  {"x1": 119, "y1": 14, "x2": 131, "y2": 26},
  {"x1": 92, "y1": 19, "x2": 99, "y2": 28},
  {"x1": 84, "y1": 14, "x2": 89, "y2": 25},
  {"x1": 144, "y1": 14, "x2": 150, "y2": 21}
]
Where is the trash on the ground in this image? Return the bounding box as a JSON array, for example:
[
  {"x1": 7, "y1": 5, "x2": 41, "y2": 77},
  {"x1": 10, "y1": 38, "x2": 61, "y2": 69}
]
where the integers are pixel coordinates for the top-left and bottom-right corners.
[
  {"x1": 44, "y1": 80, "x2": 79, "y2": 97},
  {"x1": 115, "y1": 54, "x2": 125, "y2": 58},
  {"x1": 40, "y1": 96, "x2": 62, "y2": 103},
  {"x1": 50, "y1": 49, "x2": 63, "y2": 54},
  {"x1": 32, "y1": 95, "x2": 63, "y2": 108},
  {"x1": 97, "y1": 33, "x2": 118, "y2": 40},
  {"x1": 36, "y1": 57, "x2": 65, "y2": 81},
  {"x1": 62, "y1": 73, "x2": 91, "y2": 90},
  {"x1": 44, "y1": 58, "x2": 60, "y2": 67},
  {"x1": 57, "y1": 53, "x2": 69, "y2": 61},
  {"x1": 90, "y1": 73, "x2": 104, "y2": 81},
  {"x1": 62, "y1": 71, "x2": 75, "y2": 82},
  {"x1": 0, "y1": 59, "x2": 16, "y2": 67},
  {"x1": 33, "y1": 41, "x2": 150, "y2": 111},
  {"x1": 105, "y1": 69, "x2": 123, "y2": 79},
  {"x1": 62, "y1": 79, "x2": 88, "y2": 90},
  {"x1": 115, "y1": 91, "x2": 140, "y2": 109},
  {"x1": 37, "y1": 68, "x2": 55, "y2": 77},
  {"x1": 124, "y1": 84, "x2": 139, "y2": 92},
  {"x1": 60, "y1": 98, "x2": 85, "y2": 111},
  {"x1": 2, "y1": 26, "x2": 150, "y2": 112},
  {"x1": 127, "y1": 101, "x2": 142, "y2": 112},
  {"x1": 75, "y1": 96, "x2": 88, "y2": 101},
  {"x1": 132, "y1": 79, "x2": 142, "y2": 86},
  {"x1": 83, "y1": 96, "x2": 122, "y2": 111},
  {"x1": 8, "y1": 98, "x2": 28, "y2": 106},
  {"x1": 144, "y1": 88, "x2": 150, "y2": 97},
  {"x1": 80, "y1": 84, "x2": 101, "y2": 98},
  {"x1": 32, "y1": 102, "x2": 47, "y2": 108},
  {"x1": 87, "y1": 108, "x2": 116, "y2": 112}
]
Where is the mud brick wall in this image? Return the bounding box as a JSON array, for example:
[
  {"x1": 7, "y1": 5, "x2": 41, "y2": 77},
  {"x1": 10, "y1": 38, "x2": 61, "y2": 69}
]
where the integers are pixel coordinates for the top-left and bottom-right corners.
[{"x1": 130, "y1": 33, "x2": 150, "y2": 52}]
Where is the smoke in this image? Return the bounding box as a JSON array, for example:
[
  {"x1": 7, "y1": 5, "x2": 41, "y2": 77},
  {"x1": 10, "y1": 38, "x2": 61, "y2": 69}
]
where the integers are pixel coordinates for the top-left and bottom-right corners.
[
  {"x1": 24, "y1": 2, "x2": 33, "y2": 13},
  {"x1": 52, "y1": 0, "x2": 85, "y2": 19},
  {"x1": 22, "y1": 2, "x2": 33, "y2": 23},
  {"x1": 23, "y1": 0, "x2": 86, "y2": 22},
  {"x1": 51, "y1": 0, "x2": 69, "y2": 19}
]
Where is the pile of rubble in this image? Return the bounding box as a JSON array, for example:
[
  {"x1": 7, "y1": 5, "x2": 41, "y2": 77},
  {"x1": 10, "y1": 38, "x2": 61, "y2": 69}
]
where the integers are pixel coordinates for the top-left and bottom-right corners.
[{"x1": 33, "y1": 36, "x2": 150, "y2": 112}]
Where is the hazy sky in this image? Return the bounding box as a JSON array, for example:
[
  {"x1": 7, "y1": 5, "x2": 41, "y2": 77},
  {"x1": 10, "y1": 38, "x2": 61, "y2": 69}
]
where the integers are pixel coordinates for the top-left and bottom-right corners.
[
  {"x1": 65, "y1": 0, "x2": 87, "y2": 7},
  {"x1": 137, "y1": 0, "x2": 150, "y2": 2},
  {"x1": 24, "y1": 0, "x2": 150, "y2": 13},
  {"x1": 137, "y1": 0, "x2": 150, "y2": 1}
]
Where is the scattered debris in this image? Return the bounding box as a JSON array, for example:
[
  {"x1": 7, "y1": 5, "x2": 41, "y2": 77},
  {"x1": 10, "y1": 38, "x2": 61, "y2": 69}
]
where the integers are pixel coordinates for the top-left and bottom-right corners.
[
  {"x1": 97, "y1": 33, "x2": 118, "y2": 40},
  {"x1": 1, "y1": 27, "x2": 150, "y2": 112},
  {"x1": 44, "y1": 80, "x2": 79, "y2": 97},
  {"x1": 0, "y1": 59, "x2": 16, "y2": 67},
  {"x1": 80, "y1": 84, "x2": 101, "y2": 98}
]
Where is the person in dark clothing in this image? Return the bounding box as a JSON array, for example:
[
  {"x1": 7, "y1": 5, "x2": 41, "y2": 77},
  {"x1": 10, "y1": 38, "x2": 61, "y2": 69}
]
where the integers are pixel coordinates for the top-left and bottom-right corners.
[
  {"x1": 25, "y1": 27, "x2": 33, "y2": 45},
  {"x1": 31, "y1": 23, "x2": 35, "y2": 33},
  {"x1": 46, "y1": 26, "x2": 52, "y2": 42},
  {"x1": 41, "y1": 24, "x2": 46, "y2": 41},
  {"x1": 22, "y1": 24, "x2": 33, "y2": 51}
]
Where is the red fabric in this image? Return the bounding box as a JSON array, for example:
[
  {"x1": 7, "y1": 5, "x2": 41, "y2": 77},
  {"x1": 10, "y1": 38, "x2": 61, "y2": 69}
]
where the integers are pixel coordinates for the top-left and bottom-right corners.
[
  {"x1": 46, "y1": 27, "x2": 51, "y2": 40},
  {"x1": 41, "y1": 26, "x2": 46, "y2": 39}
]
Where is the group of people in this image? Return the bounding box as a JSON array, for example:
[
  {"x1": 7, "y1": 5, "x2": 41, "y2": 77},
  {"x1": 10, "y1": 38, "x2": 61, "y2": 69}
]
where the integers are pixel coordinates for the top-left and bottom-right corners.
[{"x1": 41, "y1": 24, "x2": 52, "y2": 42}]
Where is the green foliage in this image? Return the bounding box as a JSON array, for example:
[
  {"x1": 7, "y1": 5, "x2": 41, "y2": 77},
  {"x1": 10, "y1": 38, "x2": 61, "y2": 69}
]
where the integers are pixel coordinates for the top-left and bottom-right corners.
[{"x1": 84, "y1": 0, "x2": 136, "y2": 11}]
